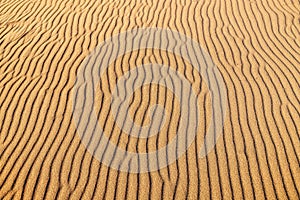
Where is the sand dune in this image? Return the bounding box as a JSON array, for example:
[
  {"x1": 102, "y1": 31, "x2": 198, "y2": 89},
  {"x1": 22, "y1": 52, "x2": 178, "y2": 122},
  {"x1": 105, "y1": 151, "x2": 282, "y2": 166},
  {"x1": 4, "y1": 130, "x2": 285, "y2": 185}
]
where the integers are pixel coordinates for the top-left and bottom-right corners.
[{"x1": 0, "y1": 0, "x2": 299, "y2": 199}]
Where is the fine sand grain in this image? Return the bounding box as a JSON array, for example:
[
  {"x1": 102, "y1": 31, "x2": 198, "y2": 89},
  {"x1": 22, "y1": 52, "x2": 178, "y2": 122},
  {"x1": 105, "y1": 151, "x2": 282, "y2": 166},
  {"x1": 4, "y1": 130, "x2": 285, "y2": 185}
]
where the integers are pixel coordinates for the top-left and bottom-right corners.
[{"x1": 0, "y1": 0, "x2": 299, "y2": 199}]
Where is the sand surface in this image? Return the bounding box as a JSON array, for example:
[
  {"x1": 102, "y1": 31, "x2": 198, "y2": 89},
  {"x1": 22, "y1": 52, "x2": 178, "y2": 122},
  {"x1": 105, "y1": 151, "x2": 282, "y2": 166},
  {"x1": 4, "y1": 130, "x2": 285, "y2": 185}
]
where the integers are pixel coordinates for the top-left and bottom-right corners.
[{"x1": 0, "y1": 0, "x2": 299, "y2": 199}]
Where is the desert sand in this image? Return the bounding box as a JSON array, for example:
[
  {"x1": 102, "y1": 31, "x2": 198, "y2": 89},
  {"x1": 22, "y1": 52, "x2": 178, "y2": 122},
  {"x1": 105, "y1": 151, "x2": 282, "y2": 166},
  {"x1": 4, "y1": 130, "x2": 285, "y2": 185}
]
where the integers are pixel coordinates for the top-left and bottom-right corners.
[{"x1": 0, "y1": 0, "x2": 299, "y2": 199}]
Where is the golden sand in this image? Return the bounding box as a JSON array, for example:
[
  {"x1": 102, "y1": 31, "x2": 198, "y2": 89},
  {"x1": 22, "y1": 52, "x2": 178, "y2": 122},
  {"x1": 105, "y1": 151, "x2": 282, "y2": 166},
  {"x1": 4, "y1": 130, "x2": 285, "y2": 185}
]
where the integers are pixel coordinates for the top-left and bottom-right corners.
[{"x1": 0, "y1": 0, "x2": 299, "y2": 199}]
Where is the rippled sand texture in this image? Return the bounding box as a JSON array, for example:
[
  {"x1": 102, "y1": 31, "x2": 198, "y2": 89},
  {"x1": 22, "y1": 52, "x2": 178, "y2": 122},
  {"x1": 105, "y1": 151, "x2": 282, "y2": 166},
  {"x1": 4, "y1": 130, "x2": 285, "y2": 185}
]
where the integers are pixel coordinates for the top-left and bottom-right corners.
[{"x1": 0, "y1": 0, "x2": 299, "y2": 199}]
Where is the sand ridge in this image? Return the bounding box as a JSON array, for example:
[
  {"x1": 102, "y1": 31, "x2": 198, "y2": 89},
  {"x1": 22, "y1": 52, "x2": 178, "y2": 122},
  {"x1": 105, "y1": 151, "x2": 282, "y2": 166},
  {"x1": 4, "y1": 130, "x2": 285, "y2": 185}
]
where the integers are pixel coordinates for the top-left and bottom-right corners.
[{"x1": 0, "y1": 0, "x2": 299, "y2": 199}]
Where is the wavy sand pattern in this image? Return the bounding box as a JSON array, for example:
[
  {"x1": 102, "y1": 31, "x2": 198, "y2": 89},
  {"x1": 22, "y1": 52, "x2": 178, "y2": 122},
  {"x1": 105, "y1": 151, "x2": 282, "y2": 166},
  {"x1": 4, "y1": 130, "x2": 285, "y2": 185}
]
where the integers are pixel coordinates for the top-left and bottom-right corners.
[{"x1": 0, "y1": 0, "x2": 299, "y2": 199}]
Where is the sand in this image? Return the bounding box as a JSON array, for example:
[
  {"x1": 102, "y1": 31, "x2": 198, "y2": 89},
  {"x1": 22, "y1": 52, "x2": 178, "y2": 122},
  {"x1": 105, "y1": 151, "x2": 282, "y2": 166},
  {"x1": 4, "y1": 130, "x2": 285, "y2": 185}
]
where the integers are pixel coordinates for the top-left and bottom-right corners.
[{"x1": 0, "y1": 0, "x2": 299, "y2": 199}]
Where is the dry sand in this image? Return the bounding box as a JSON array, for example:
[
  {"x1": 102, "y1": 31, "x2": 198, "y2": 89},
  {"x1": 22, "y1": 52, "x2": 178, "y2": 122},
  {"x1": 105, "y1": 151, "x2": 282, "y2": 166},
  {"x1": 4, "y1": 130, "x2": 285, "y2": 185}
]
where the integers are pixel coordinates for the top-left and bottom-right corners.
[{"x1": 0, "y1": 0, "x2": 299, "y2": 199}]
